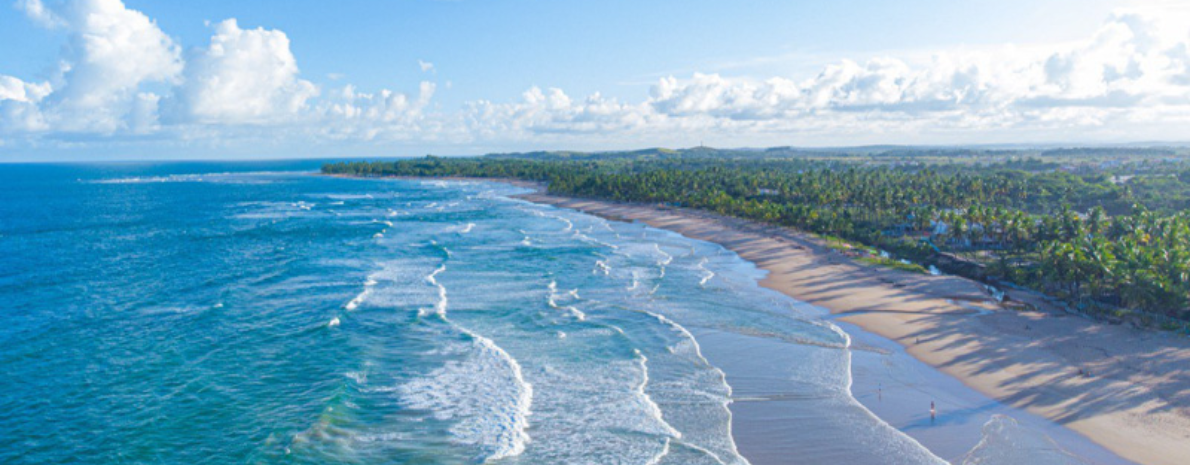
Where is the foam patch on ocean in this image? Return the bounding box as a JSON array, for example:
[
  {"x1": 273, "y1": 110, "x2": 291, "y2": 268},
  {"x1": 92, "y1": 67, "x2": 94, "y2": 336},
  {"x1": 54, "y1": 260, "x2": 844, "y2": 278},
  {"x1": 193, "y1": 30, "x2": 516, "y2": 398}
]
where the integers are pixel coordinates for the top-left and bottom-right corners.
[{"x1": 399, "y1": 333, "x2": 534, "y2": 462}]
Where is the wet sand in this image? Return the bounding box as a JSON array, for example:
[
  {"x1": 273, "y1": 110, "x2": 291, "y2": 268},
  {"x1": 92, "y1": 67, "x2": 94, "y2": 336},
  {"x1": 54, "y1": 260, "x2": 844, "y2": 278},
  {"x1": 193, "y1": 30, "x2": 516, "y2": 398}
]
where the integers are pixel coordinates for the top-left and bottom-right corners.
[{"x1": 517, "y1": 191, "x2": 1190, "y2": 465}]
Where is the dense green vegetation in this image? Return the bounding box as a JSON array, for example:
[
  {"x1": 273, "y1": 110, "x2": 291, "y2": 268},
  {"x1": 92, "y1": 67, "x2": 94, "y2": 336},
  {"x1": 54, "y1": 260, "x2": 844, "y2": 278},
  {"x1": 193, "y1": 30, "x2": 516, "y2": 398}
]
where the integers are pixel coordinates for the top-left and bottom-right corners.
[{"x1": 324, "y1": 147, "x2": 1190, "y2": 324}]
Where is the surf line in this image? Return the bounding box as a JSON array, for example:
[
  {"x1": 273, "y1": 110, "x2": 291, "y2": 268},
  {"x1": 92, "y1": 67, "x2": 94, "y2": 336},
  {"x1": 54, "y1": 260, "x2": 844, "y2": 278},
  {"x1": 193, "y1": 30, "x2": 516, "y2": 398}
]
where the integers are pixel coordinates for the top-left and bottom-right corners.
[
  {"x1": 422, "y1": 259, "x2": 534, "y2": 462},
  {"x1": 634, "y1": 348, "x2": 685, "y2": 465},
  {"x1": 333, "y1": 273, "x2": 380, "y2": 326},
  {"x1": 829, "y1": 321, "x2": 947, "y2": 464},
  {"x1": 697, "y1": 258, "x2": 715, "y2": 286},
  {"x1": 529, "y1": 209, "x2": 574, "y2": 233},
  {"x1": 638, "y1": 308, "x2": 747, "y2": 465}
]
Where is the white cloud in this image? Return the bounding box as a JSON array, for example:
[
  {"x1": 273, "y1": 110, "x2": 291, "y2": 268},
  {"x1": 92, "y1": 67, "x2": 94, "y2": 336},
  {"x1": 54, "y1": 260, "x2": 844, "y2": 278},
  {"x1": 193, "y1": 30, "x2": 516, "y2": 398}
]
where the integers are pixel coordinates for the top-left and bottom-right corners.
[
  {"x1": 2, "y1": 1, "x2": 439, "y2": 147},
  {"x1": 4, "y1": 6, "x2": 1190, "y2": 153},
  {"x1": 464, "y1": 87, "x2": 656, "y2": 143},
  {"x1": 312, "y1": 80, "x2": 442, "y2": 141},
  {"x1": 16, "y1": 0, "x2": 64, "y2": 28},
  {"x1": 129, "y1": 92, "x2": 161, "y2": 134},
  {"x1": 174, "y1": 19, "x2": 318, "y2": 124},
  {"x1": 40, "y1": 0, "x2": 183, "y2": 132},
  {"x1": 629, "y1": 10, "x2": 1190, "y2": 143},
  {"x1": 430, "y1": 10, "x2": 1190, "y2": 147},
  {"x1": 0, "y1": 75, "x2": 52, "y2": 103},
  {"x1": 0, "y1": 75, "x2": 52, "y2": 132}
]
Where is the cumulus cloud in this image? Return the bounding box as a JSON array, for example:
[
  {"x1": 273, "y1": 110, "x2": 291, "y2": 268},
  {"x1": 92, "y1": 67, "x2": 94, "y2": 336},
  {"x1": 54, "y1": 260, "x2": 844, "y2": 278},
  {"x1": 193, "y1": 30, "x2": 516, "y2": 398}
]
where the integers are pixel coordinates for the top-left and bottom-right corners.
[
  {"x1": 637, "y1": 10, "x2": 1190, "y2": 139},
  {"x1": 3, "y1": 5, "x2": 1190, "y2": 151},
  {"x1": 465, "y1": 87, "x2": 655, "y2": 141},
  {"x1": 16, "y1": 0, "x2": 64, "y2": 28},
  {"x1": 0, "y1": 75, "x2": 52, "y2": 103},
  {"x1": 449, "y1": 9, "x2": 1190, "y2": 146},
  {"x1": 1, "y1": 0, "x2": 435, "y2": 143},
  {"x1": 0, "y1": 75, "x2": 52, "y2": 132},
  {"x1": 16, "y1": 0, "x2": 184, "y2": 133},
  {"x1": 173, "y1": 19, "x2": 318, "y2": 124},
  {"x1": 314, "y1": 80, "x2": 440, "y2": 140}
]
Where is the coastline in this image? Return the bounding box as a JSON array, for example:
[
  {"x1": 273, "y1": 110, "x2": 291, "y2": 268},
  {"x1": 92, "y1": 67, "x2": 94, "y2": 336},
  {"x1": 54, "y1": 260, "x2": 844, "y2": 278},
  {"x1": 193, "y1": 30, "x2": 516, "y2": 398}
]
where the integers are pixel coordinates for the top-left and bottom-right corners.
[{"x1": 510, "y1": 188, "x2": 1190, "y2": 465}]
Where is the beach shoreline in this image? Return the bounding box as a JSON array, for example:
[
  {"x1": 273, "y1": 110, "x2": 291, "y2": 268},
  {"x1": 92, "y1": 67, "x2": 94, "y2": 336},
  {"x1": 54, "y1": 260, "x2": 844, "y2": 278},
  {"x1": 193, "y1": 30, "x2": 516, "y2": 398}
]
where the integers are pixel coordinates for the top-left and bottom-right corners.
[{"x1": 507, "y1": 187, "x2": 1190, "y2": 465}]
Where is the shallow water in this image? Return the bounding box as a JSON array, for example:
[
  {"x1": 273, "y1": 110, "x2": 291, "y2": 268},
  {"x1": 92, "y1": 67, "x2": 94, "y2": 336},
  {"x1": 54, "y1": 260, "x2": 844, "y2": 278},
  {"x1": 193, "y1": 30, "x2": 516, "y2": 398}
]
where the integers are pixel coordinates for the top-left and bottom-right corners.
[{"x1": 0, "y1": 163, "x2": 1080, "y2": 464}]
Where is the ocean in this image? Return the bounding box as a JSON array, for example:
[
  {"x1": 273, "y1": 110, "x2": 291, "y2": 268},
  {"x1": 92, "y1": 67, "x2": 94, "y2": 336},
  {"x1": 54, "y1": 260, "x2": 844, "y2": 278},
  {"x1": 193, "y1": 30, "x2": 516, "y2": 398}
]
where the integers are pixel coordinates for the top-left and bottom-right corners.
[{"x1": 1, "y1": 162, "x2": 979, "y2": 464}]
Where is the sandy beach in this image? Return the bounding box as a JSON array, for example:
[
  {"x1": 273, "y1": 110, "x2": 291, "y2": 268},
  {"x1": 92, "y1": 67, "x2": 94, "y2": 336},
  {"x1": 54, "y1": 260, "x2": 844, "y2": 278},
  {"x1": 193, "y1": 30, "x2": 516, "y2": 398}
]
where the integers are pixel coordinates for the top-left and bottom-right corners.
[{"x1": 517, "y1": 190, "x2": 1190, "y2": 465}]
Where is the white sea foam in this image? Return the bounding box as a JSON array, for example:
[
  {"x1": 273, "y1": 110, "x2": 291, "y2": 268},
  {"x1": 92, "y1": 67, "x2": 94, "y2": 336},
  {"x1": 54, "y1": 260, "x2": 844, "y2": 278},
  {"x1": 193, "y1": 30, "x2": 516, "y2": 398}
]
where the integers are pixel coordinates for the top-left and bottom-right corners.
[
  {"x1": 401, "y1": 264, "x2": 533, "y2": 462},
  {"x1": 91, "y1": 171, "x2": 294, "y2": 184},
  {"x1": 635, "y1": 309, "x2": 750, "y2": 465},
  {"x1": 833, "y1": 322, "x2": 856, "y2": 393},
  {"x1": 642, "y1": 310, "x2": 717, "y2": 374},
  {"x1": 697, "y1": 258, "x2": 716, "y2": 286},
  {"x1": 531, "y1": 210, "x2": 575, "y2": 232},
  {"x1": 594, "y1": 260, "x2": 612, "y2": 276},
  {"x1": 344, "y1": 275, "x2": 379, "y2": 310},
  {"x1": 547, "y1": 280, "x2": 587, "y2": 321},
  {"x1": 345, "y1": 370, "x2": 367, "y2": 385},
  {"x1": 512, "y1": 351, "x2": 687, "y2": 464},
  {"x1": 328, "y1": 317, "x2": 341, "y2": 327},
  {"x1": 634, "y1": 349, "x2": 682, "y2": 438},
  {"x1": 574, "y1": 229, "x2": 620, "y2": 250},
  {"x1": 425, "y1": 265, "x2": 449, "y2": 316},
  {"x1": 631, "y1": 349, "x2": 683, "y2": 465},
  {"x1": 93, "y1": 175, "x2": 199, "y2": 184},
  {"x1": 645, "y1": 439, "x2": 672, "y2": 465},
  {"x1": 830, "y1": 319, "x2": 947, "y2": 463},
  {"x1": 345, "y1": 291, "x2": 369, "y2": 310},
  {"x1": 460, "y1": 223, "x2": 475, "y2": 234},
  {"x1": 654, "y1": 244, "x2": 674, "y2": 266},
  {"x1": 319, "y1": 193, "x2": 374, "y2": 200}
]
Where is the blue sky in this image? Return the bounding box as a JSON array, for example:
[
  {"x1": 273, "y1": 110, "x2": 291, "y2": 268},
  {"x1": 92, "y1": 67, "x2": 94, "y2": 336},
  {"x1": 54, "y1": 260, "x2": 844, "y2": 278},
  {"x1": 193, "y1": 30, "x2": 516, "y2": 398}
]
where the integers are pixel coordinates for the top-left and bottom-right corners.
[{"x1": 2, "y1": 0, "x2": 1189, "y2": 160}]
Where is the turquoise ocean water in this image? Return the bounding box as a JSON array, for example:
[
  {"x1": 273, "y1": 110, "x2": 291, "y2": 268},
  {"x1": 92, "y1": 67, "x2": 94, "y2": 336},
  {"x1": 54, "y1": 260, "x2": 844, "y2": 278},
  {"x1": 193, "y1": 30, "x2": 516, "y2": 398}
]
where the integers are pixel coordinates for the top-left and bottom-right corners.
[{"x1": 0, "y1": 163, "x2": 947, "y2": 464}]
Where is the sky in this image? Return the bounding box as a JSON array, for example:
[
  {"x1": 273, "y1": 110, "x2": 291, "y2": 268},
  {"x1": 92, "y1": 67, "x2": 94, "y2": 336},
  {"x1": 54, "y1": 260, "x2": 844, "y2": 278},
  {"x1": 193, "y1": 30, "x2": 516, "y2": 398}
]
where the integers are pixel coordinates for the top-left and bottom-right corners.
[{"x1": 2, "y1": 0, "x2": 1190, "y2": 160}]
